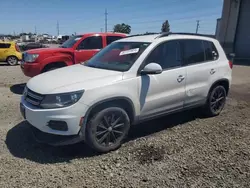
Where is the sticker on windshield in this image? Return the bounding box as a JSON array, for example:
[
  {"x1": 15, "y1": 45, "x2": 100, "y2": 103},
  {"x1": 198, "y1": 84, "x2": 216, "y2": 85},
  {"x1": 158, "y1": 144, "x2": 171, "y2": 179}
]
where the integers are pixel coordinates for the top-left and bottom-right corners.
[
  {"x1": 74, "y1": 37, "x2": 81, "y2": 41},
  {"x1": 119, "y1": 48, "x2": 139, "y2": 56}
]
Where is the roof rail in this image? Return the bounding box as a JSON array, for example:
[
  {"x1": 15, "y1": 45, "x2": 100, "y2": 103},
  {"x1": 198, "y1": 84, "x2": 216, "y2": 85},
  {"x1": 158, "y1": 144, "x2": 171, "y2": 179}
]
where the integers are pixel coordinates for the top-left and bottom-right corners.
[
  {"x1": 126, "y1": 32, "x2": 161, "y2": 38},
  {"x1": 155, "y1": 32, "x2": 216, "y2": 39}
]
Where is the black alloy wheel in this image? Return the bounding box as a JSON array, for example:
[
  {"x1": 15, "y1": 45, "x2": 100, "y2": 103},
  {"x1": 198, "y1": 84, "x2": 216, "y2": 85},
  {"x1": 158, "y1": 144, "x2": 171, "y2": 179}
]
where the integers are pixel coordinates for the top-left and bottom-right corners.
[
  {"x1": 205, "y1": 85, "x2": 227, "y2": 116},
  {"x1": 86, "y1": 107, "x2": 130, "y2": 153}
]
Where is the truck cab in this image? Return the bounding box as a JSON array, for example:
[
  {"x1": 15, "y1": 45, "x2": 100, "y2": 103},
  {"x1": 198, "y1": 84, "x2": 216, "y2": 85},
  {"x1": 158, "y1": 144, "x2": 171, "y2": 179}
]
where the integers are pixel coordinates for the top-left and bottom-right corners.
[{"x1": 21, "y1": 32, "x2": 127, "y2": 77}]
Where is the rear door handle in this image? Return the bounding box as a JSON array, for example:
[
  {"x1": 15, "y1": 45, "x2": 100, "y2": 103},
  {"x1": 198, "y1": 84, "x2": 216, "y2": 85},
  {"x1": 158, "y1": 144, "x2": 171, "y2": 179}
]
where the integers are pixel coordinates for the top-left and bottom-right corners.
[
  {"x1": 210, "y1": 69, "x2": 216, "y2": 75},
  {"x1": 177, "y1": 75, "x2": 185, "y2": 83}
]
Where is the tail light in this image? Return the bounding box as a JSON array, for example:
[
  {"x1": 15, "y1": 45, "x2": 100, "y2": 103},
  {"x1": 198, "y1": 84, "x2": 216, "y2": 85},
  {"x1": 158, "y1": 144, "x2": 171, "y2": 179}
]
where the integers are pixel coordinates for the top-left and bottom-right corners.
[
  {"x1": 15, "y1": 44, "x2": 20, "y2": 52},
  {"x1": 228, "y1": 61, "x2": 233, "y2": 69}
]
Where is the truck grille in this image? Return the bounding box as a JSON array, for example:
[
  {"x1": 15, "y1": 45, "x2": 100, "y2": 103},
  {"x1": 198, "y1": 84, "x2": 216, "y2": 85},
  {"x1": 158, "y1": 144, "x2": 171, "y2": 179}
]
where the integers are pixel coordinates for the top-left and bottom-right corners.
[{"x1": 24, "y1": 88, "x2": 44, "y2": 107}]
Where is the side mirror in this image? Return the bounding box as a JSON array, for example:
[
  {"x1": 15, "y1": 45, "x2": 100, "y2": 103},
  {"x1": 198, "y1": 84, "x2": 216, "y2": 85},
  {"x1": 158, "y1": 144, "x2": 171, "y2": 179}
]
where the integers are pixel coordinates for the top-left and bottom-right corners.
[{"x1": 141, "y1": 63, "x2": 162, "y2": 75}]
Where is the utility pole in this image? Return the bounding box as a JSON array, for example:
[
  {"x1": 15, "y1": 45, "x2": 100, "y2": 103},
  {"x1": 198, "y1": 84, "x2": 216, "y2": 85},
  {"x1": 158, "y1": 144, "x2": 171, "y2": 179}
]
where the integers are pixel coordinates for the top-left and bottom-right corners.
[
  {"x1": 196, "y1": 20, "x2": 200, "y2": 34},
  {"x1": 35, "y1": 26, "x2": 37, "y2": 34},
  {"x1": 105, "y1": 9, "x2": 108, "y2": 32},
  {"x1": 57, "y1": 20, "x2": 60, "y2": 36}
]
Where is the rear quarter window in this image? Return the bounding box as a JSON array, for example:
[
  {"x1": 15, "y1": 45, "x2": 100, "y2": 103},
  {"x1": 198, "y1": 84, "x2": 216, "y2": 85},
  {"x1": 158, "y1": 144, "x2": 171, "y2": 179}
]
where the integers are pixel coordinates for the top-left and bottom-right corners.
[
  {"x1": 203, "y1": 40, "x2": 219, "y2": 61},
  {"x1": 0, "y1": 43, "x2": 11, "y2": 48}
]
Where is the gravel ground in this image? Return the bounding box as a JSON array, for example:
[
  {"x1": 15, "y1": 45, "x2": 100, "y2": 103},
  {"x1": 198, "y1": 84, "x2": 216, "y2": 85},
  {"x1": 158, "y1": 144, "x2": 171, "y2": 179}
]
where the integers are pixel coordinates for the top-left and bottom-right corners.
[{"x1": 0, "y1": 64, "x2": 249, "y2": 188}]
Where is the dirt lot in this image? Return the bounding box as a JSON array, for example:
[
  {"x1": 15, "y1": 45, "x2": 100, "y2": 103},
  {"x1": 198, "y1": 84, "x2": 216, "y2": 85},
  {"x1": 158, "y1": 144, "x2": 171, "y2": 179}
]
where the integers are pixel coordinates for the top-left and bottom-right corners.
[{"x1": 0, "y1": 64, "x2": 249, "y2": 188}]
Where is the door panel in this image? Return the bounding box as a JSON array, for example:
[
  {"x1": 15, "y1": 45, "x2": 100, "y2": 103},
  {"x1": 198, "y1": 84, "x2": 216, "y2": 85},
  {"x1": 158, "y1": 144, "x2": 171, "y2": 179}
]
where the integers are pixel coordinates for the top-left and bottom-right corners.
[
  {"x1": 182, "y1": 39, "x2": 219, "y2": 107},
  {"x1": 74, "y1": 36, "x2": 103, "y2": 63},
  {"x1": 185, "y1": 62, "x2": 216, "y2": 106},
  {"x1": 139, "y1": 67, "x2": 186, "y2": 117},
  {"x1": 0, "y1": 48, "x2": 4, "y2": 61}
]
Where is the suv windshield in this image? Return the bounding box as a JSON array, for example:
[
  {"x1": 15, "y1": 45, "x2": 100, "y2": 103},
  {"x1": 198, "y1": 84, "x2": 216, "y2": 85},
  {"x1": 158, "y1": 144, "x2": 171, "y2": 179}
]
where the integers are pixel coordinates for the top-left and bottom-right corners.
[
  {"x1": 61, "y1": 35, "x2": 82, "y2": 48},
  {"x1": 84, "y1": 41, "x2": 151, "y2": 71}
]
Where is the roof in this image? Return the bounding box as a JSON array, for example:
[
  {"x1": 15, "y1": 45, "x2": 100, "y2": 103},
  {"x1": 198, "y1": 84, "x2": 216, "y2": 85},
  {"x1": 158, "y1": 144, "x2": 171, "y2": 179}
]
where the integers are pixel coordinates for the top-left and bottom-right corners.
[
  {"x1": 118, "y1": 32, "x2": 217, "y2": 43},
  {"x1": 78, "y1": 32, "x2": 128, "y2": 37}
]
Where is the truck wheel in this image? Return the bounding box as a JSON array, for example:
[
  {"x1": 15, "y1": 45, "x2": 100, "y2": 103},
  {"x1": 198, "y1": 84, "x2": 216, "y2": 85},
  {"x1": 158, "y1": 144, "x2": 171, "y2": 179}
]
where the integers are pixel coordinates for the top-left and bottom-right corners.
[
  {"x1": 85, "y1": 107, "x2": 130, "y2": 153},
  {"x1": 7, "y1": 56, "x2": 18, "y2": 66}
]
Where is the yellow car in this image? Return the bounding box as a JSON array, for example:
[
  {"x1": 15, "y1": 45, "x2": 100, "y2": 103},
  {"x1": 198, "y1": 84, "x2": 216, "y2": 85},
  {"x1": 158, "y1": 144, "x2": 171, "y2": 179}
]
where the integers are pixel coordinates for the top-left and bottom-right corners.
[{"x1": 0, "y1": 41, "x2": 22, "y2": 65}]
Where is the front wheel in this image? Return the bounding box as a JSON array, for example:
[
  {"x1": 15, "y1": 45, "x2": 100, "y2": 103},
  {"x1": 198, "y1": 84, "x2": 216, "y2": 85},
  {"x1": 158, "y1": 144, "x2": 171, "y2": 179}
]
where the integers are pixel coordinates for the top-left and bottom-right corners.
[
  {"x1": 7, "y1": 56, "x2": 18, "y2": 66},
  {"x1": 85, "y1": 107, "x2": 130, "y2": 153},
  {"x1": 204, "y1": 85, "x2": 227, "y2": 117}
]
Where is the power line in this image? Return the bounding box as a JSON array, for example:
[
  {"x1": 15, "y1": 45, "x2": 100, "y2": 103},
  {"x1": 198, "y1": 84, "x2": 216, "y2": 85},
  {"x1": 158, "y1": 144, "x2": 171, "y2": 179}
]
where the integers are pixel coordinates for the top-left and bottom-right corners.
[
  {"x1": 196, "y1": 20, "x2": 200, "y2": 33},
  {"x1": 105, "y1": 9, "x2": 108, "y2": 32},
  {"x1": 57, "y1": 20, "x2": 60, "y2": 36}
]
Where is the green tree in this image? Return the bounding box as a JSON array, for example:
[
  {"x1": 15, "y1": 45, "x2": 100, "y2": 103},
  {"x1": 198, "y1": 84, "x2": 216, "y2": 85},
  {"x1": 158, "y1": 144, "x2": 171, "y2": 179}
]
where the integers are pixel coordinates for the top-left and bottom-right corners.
[
  {"x1": 161, "y1": 20, "x2": 170, "y2": 33},
  {"x1": 113, "y1": 23, "x2": 131, "y2": 34}
]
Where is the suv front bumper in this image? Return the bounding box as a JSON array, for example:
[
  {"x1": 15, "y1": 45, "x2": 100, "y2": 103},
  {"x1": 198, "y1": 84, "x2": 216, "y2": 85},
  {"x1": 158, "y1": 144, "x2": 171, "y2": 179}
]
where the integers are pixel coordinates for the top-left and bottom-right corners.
[{"x1": 20, "y1": 97, "x2": 89, "y2": 145}]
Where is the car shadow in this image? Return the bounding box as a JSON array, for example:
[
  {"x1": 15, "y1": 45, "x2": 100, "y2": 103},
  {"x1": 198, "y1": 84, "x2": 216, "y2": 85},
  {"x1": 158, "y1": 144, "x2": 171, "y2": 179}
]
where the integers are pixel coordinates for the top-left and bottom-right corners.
[
  {"x1": 10, "y1": 83, "x2": 26, "y2": 95},
  {"x1": 6, "y1": 108, "x2": 204, "y2": 164}
]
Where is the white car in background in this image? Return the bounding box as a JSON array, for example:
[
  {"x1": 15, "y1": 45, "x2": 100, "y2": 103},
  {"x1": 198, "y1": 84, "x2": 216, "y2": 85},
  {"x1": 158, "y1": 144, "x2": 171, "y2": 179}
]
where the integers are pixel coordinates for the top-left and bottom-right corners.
[{"x1": 20, "y1": 32, "x2": 232, "y2": 153}]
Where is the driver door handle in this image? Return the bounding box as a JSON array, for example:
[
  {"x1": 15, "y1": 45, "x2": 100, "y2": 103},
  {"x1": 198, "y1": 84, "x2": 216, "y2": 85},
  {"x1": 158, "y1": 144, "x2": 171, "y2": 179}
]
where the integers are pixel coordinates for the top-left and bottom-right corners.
[
  {"x1": 177, "y1": 75, "x2": 185, "y2": 83},
  {"x1": 210, "y1": 69, "x2": 216, "y2": 75}
]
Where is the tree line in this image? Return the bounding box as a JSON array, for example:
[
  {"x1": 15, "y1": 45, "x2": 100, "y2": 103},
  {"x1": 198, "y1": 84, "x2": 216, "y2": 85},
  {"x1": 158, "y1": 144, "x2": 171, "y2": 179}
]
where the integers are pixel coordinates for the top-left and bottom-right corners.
[{"x1": 113, "y1": 20, "x2": 170, "y2": 34}]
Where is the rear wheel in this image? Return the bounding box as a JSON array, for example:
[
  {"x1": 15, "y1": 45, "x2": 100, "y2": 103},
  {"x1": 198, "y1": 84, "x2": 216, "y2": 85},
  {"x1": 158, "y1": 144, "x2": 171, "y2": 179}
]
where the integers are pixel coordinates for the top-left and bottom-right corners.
[
  {"x1": 7, "y1": 56, "x2": 18, "y2": 66},
  {"x1": 204, "y1": 85, "x2": 227, "y2": 117},
  {"x1": 85, "y1": 107, "x2": 130, "y2": 153}
]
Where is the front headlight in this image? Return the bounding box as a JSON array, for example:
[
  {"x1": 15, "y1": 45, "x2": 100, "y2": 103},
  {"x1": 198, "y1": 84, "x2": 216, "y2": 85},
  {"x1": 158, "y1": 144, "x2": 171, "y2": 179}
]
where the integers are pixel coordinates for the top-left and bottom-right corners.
[
  {"x1": 25, "y1": 53, "x2": 39, "y2": 63},
  {"x1": 40, "y1": 90, "x2": 84, "y2": 109}
]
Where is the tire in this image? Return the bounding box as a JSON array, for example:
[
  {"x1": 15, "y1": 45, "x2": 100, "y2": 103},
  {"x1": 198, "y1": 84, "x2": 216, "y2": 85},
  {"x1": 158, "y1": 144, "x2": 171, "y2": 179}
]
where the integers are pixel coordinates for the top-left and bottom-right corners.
[
  {"x1": 85, "y1": 107, "x2": 130, "y2": 153},
  {"x1": 203, "y1": 85, "x2": 227, "y2": 117},
  {"x1": 6, "y1": 56, "x2": 18, "y2": 66}
]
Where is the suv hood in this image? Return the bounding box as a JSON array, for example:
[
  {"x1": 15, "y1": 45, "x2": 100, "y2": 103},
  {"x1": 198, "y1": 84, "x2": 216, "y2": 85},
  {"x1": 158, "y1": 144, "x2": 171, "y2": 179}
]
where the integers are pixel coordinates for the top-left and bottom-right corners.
[
  {"x1": 27, "y1": 64, "x2": 123, "y2": 94},
  {"x1": 26, "y1": 47, "x2": 73, "y2": 54}
]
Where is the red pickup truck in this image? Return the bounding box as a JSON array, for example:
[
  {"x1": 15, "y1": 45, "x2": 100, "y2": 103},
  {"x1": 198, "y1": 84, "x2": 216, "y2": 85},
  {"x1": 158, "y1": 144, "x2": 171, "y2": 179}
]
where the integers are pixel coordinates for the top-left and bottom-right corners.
[{"x1": 20, "y1": 32, "x2": 127, "y2": 77}]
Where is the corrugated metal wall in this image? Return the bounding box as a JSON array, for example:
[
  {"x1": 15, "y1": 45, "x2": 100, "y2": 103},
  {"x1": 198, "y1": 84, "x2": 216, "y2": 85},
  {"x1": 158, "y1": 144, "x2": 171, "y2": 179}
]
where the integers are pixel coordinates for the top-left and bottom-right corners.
[{"x1": 235, "y1": 0, "x2": 250, "y2": 58}]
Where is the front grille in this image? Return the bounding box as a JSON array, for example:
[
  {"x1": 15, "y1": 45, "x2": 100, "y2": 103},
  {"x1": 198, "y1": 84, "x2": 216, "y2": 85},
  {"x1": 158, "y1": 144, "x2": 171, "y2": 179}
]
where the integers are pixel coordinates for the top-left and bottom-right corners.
[{"x1": 25, "y1": 88, "x2": 44, "y2": 107}]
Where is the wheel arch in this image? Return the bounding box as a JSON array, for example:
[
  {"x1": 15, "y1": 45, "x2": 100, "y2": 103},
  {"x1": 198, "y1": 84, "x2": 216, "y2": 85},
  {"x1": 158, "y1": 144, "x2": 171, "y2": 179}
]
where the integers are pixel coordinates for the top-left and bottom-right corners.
[
  {"x1": 208, "y1": 78, "x2": 230, "y2": 97},
  {"x1": 6, "y1": 55, "x2": 18, "y2": 61},
  {"x1": 81, "y1": 96, "x2": 136, "y2": 136},
  {"x1": 41, "y1": 61, "x2": 67, "y2": 72}
]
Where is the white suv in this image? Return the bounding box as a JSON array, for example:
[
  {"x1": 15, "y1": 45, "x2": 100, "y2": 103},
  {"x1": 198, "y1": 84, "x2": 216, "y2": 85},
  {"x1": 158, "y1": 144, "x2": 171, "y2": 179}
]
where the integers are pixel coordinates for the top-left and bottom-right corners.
[{"x1": 20, "y1": 33, "x2": 232, "y2": 153}]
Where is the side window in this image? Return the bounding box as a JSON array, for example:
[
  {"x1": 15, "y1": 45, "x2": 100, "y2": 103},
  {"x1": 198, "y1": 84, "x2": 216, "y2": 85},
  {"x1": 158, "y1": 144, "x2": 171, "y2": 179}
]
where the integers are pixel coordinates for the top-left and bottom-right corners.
[
  {"x1": 182, "y1": 39, "x2": 205, "y2": 65},
  {"x1": 203, "y1": 40, "x2": 219, "y2": 61},
  {"x1": 77, "y1": 36, "x2": 103, "y2": 50},
  {"x1": 145, "y1": 40, "x2": 181, "y2": 70},
  {"x1": 106, "y1": 36, "x2": 123, "y2": 45},
  {"x1": 0, "y1": 43, "x2": 10, "y2": 48}
]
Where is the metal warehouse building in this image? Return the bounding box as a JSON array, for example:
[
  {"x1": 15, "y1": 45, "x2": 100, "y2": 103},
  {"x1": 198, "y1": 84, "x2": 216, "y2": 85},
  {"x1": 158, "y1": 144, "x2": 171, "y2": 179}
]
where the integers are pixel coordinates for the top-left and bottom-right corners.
[{"x1": 217, "y1": 0, "x2": 250, "y2": 60}]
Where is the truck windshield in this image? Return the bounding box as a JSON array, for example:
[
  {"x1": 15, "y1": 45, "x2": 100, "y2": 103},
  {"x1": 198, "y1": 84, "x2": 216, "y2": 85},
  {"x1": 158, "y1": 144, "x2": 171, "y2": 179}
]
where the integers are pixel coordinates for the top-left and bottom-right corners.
[
  {"x1": 83, "y1": 41, "x2": 151, "y2": 71},
  {"x1": 61, "y1": 35, "x2": 82, "y2": 48}
]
